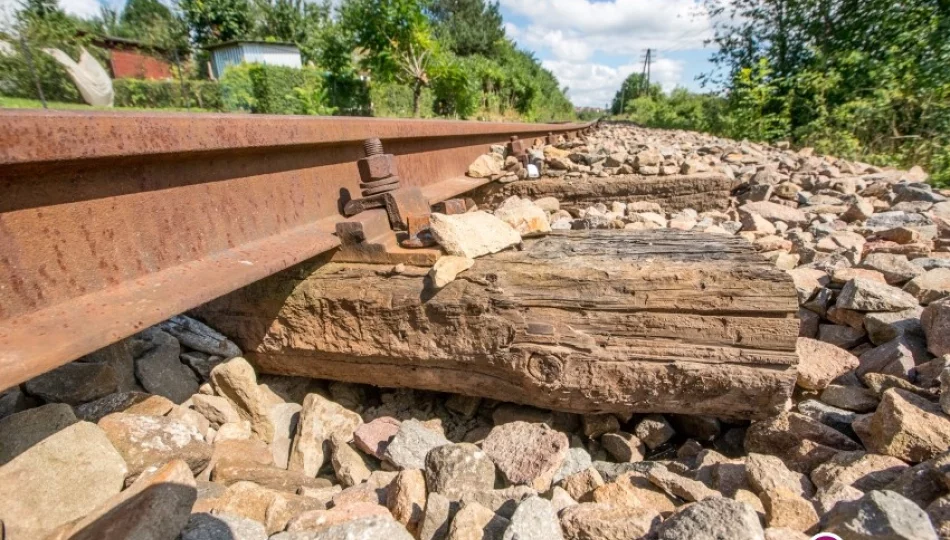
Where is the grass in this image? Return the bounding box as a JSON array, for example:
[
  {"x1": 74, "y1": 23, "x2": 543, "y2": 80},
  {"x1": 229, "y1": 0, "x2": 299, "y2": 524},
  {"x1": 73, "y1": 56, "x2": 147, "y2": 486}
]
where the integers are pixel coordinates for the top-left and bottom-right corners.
[{"x1": 0, "y1": 95, "x2": 214, "y2": 113}]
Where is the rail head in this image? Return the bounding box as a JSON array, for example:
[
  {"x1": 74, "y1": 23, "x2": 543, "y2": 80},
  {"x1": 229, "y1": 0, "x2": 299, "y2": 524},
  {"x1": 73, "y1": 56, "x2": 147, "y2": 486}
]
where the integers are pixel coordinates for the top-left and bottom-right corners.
[{"x1": 0, "y1": 110, "x2": 593, "y2": 165}]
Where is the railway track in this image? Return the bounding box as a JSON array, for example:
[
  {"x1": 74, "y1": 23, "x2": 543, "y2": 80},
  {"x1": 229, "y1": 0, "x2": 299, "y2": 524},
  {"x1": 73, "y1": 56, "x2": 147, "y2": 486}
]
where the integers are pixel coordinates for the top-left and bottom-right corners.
[{"x1": 0, "y1": 111, "x2": 594, "y2": 391}]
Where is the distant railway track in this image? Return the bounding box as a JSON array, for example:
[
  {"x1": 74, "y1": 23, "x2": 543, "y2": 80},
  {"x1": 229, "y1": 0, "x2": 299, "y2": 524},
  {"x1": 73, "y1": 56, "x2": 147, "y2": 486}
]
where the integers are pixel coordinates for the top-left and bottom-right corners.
[{"x1": 0, "y1": 110, "x2": 594, "y2": 391}]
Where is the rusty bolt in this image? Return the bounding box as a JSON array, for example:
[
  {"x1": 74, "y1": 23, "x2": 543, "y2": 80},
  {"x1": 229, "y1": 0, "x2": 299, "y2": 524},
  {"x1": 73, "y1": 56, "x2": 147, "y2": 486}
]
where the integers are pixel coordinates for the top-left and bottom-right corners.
[
  {"x1": 357, "y1": 138, "x2": 399, "y2": 198},
  {"x1": 358, "y1": 153, "x2": 397, "y2": 182},
  {"x1": 364, "y1": 138, "x2": 384, "y2": 156},
  {"x1": 508, "y1": 135, "x2": 525, "y2": 157}
]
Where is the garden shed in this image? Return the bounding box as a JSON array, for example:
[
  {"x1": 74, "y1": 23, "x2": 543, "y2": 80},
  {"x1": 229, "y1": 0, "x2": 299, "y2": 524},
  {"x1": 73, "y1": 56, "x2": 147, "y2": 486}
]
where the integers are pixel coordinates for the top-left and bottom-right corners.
[
  {"x1": 207, "y1": 41, "x2": 302, "y2": 79},
  {"x1": 88, "y1": 35, "x2": 174, "y2": 80}
]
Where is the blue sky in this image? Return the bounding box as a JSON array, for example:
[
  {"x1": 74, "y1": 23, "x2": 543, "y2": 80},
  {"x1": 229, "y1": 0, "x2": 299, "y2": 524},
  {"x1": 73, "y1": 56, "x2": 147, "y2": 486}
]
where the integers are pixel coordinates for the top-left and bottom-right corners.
[
  {"x1": 498, "y1": 0, "x2": 718, "y2": 107},
  {"x1": 33, "y1": 0, "x2": 720, "y2": 109}
]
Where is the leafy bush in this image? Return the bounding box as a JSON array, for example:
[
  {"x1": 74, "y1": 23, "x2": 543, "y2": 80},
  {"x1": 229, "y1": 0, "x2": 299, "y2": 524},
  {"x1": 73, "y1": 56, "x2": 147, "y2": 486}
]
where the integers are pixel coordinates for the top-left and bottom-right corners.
[
  {"x1": 0, "y1": 46, "x2": 83, "y2": 103},
  {"x1": 291, "y1": 76, "x2": 337, "y2": 116},
  {"x1": 219, "y1": 63, "x2": 256, "y2": 111},
  {"x1": 113, "y1": 78, "x2": 224, "y2": 110},
  {"x1": 431, "y1": 56, "x2": 478, "y2": 118},
  {"x1": 369, "y1": 82, "x2": 436, "y2": 118},
  {"x1": 699, "y1": 0, "x2": 950, "y2": 186},
  {"x1": 323, "y1": 73, "x2": 370, "y2": 116},
  {"x1": 219, "y1": 63, "x2": 337, "y2": 115},
  {"x1": 246, "y1": 63, "x2": 305, "y2": 114},
  {"x1": 0, "y1": 1, "x2": 96, "y2": 104}
]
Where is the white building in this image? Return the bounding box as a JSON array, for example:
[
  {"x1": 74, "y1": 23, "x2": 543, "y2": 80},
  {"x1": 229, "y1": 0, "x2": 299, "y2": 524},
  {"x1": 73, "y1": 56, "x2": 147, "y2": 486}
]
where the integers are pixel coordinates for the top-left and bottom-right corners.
[{"x1": 207, "y1": 41, "x2": 302, "y2": 79}]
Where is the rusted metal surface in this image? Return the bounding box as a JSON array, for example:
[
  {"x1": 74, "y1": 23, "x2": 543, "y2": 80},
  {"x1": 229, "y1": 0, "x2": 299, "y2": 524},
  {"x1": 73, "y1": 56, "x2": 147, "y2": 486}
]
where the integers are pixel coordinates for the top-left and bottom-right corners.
[
  {"x1": 0, "y1": 110, "x2": 592, "y2": 391},
  {"x1": 432, "y1": 198, "x2": 470, "y2": 215}
]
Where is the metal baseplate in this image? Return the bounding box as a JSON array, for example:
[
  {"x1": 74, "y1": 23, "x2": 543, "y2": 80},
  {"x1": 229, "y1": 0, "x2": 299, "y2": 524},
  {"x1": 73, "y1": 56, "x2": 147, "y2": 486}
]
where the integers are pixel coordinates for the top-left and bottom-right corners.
[{"x1": 334, "y1": 138, "x2": 477, "y2": 266}]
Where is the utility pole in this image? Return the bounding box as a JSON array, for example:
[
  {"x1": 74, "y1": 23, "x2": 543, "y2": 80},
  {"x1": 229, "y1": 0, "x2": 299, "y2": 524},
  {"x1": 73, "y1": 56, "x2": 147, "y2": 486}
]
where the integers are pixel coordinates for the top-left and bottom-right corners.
[
  {"x1": 646, "y1": 48, "x2": 652, "y2": 93},
  {"x1": 639, "y1": 48, "x2": 653, "y2": 96}
]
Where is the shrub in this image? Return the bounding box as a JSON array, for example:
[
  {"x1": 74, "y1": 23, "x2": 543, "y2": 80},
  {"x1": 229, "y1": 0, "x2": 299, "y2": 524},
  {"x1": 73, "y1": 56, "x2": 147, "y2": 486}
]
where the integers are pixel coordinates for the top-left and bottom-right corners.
[
  {"x1": 0, "y1": 45, "x2": 82, "y2": 103},
  {"x1": 113, "y1": 78, "x2": 223, "y2": 110},
  {"x1": 431, "y1": 56, "x2": 477, "y2": 119},
  {"x1": 219, "y1": 63, "x2": 336, "y2": 115},
  {"x1": 369, "y1": 82, "x2": 435, "y2": 118},
  {"x1": 323, "y1": 73, "x2": 370, "y2": 116},
  {"x1": 246, "y1": 64, "x2": 303, "y2": 114},
  {"x1": 219, "y1": 63, "x2": 257, "y2": 112}
]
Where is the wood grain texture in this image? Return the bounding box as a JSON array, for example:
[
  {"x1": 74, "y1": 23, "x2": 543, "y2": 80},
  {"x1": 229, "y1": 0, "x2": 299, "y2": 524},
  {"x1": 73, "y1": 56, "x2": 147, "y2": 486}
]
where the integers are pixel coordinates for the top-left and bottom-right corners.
[
  {"x1": 472, "y1": 173, "x2": 739, "y2": 212},
  {"x1": 194, "y1": 230, "x2": 799, "y2": 419}
]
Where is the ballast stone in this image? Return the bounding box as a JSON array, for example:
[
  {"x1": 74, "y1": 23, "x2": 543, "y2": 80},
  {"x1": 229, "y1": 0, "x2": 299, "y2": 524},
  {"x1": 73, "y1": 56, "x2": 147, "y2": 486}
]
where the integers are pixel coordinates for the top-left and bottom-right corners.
[
  {"x1": 429, "y1": 211, "x2": 521, "y2": 259},
  {"x1": 0, "y1": 421, "x2": 128, "y2": 540}
]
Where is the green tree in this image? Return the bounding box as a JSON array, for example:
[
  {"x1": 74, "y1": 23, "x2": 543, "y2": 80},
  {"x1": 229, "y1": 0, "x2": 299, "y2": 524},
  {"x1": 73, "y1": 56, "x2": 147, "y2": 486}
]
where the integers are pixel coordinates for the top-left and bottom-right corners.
[
  {"x1": 340, "y1": 0, "x2": 438, "y2": 116},
  {"x1": 253, "y1": 0, "x2": 330, "y2": 44},
  {"x1": 427, "y1": 0, "x2": 505, "y2": 57},
  {"x1": 610, "y1": 72, "x2": 658, "y2": 115},
  {"x1": 118, "y1": 0, "x2": 190, "y2": 57},
  {"x1": 721, "y1": 58, "x2": 790, "y2": 142},
  {"x1": 179, "y1": 0, "x2": 253, "y2": 47},
  {"x1": 120, "y1": 0, "x2": 173, "y2": 32},
  {"x1": 702, "y1": 0, "x2": 950, "y2": 184},
  {"x1": 92, "y1": 5, "x2": 122, "y2": 36}
]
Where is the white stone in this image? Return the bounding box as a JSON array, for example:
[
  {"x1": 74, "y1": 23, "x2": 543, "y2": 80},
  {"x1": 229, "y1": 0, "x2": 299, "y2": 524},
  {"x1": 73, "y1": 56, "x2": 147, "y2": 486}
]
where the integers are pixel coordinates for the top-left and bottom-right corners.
[
  {"x1": 430, "y1": 211, "x2": 521, "y2": 259},
  {"x1": 494, "y1": 196, "x2": 552, "y2": 236},
  {"x1": 429, "y1": 256, "x2": 475, "y2": 288}
]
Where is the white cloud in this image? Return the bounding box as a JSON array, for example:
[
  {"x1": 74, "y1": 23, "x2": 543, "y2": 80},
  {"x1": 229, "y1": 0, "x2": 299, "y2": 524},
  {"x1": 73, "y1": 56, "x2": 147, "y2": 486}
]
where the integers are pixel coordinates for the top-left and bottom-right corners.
[
  {"x1": 503, "y1": 0, "x2": 712, "y2": 106},
  {"x1": 541, "y1": 60, "x2": 636, "y2": 109},
  {"x1": 649, "y1": 58, "x2": 685, "y2": 92},
  {"x1": 542, "y1": 58, "x2": 684, "y2": 109},
  {"x1": 501, "y1": 0, "x2": 712, "y2": 53}
]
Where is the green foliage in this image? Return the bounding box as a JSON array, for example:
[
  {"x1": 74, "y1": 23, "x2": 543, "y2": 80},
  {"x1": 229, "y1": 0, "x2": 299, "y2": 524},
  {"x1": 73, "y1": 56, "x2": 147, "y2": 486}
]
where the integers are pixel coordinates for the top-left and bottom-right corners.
[
  {"x1": 0, "y1": 45, "x2": 82, "y2": 103},
  {"x1": 613, "y1": 0, "x2": 949, "y2": 185},
  {"x1": 0, "y1": 94, "x2": 206, "y2": 111},
  {"x1": 218, "y1": 62, "x2": 256, "y2": 110},
  {"x1": 219, "y1": 63, "x2": 336, "y2": 115},
  {"x1": 430, "y1": 54, "x2": 477, "y2": 118},
  {"x1": 491, "y1": 43, "x2": 573, "y2": 122},
  {"x1": 369, "y1": 81, "x2": 435, "y2": 117},
  {"x1": 719, "y1": 58, "x2": 790, "y2": 142},
  {"x1": 428, "y1": 0, "x2": 505, "y2": 57},
  {"x1": 246, "y1": 63, "x2": 294, "y2": 113},
  {"x1": 290, "y1": 75, "x2": 337, "y2": 115},
  {"x1": 0, "y1": 0, "x2": 90, "y2": 103},
  {"x1": 340, "y1": 0, "x2": 439, "y2": 116},
  {"x1": 3, "y1": 0, "x2": 576, "y2": 125},
  {"x1": 700, "y1": 0, "x2": 950, "y2": 185},
  {"x1": 576, "y1": 108, "x2": 603, "y2": 121},
  {"x1": 610, "y1": 73, "x2": 659, "y2": 115},
  {"x1": 621, "y1": 87, "x2": 726, "y2": 134},
  {"x1": 291, "y1": 9, "x2": 369, "y2": 114},
  {"x1": 120, "y1": 0, "x2": 171, "y2": 31},
  {"x1": 113, "y1": 78, "x2": 224, "y2": 109},
  {"x1": 179, "y1": 0, "x2": 253, "y2": 48},
  {"x1": 340, "y1": 0, "x2": 432, "y2": 81},
  {"x1": 252, "y1": 0, "x2": 331, "y2": 48}
]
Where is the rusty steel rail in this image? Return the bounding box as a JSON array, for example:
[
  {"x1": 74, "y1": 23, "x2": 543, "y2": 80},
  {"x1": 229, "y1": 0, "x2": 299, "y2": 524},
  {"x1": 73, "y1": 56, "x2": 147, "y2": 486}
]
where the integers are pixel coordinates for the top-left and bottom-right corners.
[{"x1": 0, "y1": 110, "x2": 594, "y2": 391}]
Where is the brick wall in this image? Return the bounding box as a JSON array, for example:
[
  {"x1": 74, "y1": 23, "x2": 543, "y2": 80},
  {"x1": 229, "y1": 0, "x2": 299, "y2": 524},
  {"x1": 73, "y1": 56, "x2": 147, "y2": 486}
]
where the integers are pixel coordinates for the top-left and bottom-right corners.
[{"x1": 110, "y1": 49, "x2": 173, "y2": 80}]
